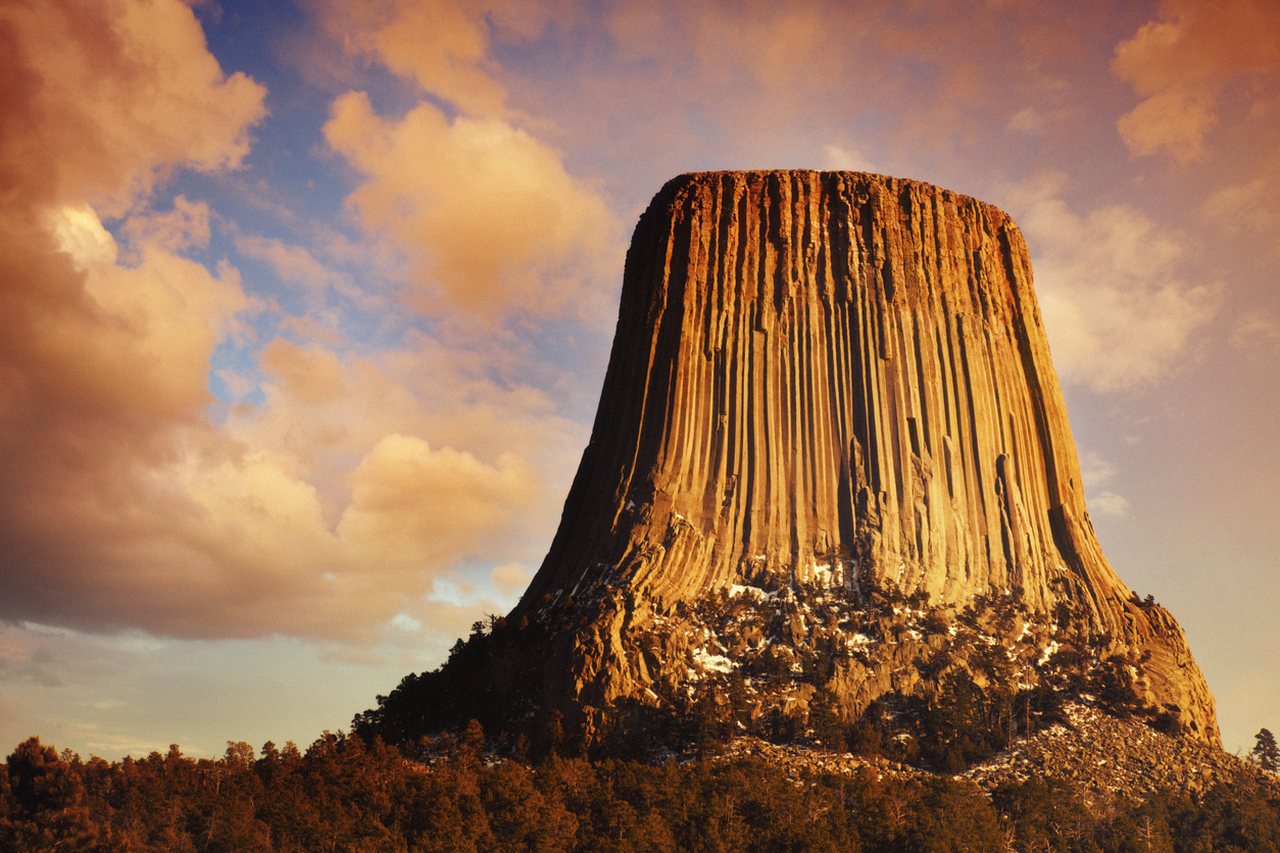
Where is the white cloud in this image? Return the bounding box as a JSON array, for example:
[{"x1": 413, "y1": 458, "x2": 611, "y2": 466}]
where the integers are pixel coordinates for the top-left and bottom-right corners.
[
  {"x1": 1079, "y1": 451, "x2": 1118, "y2": 490},
  {"x1": 234, "y1": 234, "x2": 358, "y2": 297},
  {"x1": 822, "y1": 144, "x2": 875, "y2": 172},
  {"x1": 1090, "y1": 491, "x2": 1132, "y2": 518},
  {"x1": 1078, "y1": 452, "x2": 1130, "y2": 518}
]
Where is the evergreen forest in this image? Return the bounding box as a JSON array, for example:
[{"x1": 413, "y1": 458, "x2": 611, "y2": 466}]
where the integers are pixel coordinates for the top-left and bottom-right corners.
[{"x1": 5, "y1": 726, "x2": 1280, "y2": 853}]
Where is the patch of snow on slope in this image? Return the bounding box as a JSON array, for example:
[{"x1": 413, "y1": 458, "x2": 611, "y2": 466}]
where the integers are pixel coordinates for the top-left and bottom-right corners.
[
  {"x1": 694, "y1": 649, "x2": 735, "y2": 674},
  {"x1": 1038, "y1": 640, "x2": 1059, "y2": 666}
]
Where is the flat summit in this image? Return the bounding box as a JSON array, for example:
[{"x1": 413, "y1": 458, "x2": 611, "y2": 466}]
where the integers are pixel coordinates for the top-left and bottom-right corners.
[{"x1": 363, "y1": 171, "x2": 1219, "y2": 753}]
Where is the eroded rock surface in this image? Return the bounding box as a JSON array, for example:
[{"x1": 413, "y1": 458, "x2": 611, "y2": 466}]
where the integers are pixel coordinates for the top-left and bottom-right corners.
[{"x1": 514, "y1": 171, "x2": 1218, "y2": 746}]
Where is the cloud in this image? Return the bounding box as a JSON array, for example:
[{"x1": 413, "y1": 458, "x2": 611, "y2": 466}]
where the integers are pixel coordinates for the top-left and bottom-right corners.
[
  {"x1": 0, "y1": 0, "x2": 570, "y2": 647},
  {"x1": 823, "y1": 144, "x2": 875, "y2": 173},
  {"x1": 1079, "y1": 451, "x2": 1118, "y2": 491},
  {"x1": 1008, "y1": 105, "x2": 1073, "y2": 137},
  {"x1": 551, "y1": 0, "x2": 1127, "y2": 198},
  {"x1": 324, "y1": 92, "x2": 617, "y2": 322},
  {"x1": 1113, "y1": 0, "x2": 1280, "y2": 163},
  {"x1": 317, "y1": 0, "x2": 512, "y2": 118},
  {"x1": 1202, "y1": 155, "x2": 1280, "y2": 254},
  {"x1": 234, "y1": 234, "x2": 358, "y2": 297},
  {"x1": 1005, "y1": 175, "x2": 1222, "y2": 391},
  {"x1": 337, "y1": 434, "x2": 536, "y2": 570},
  {"x1": 0, "y1": 0, "x2": 266, "y2": 214},
  {"x1": 1230, "y1": 311, "x2": 1280, "y2": 361},
  {"x1": 1089, "y1": 492, "x2": 1132, "y2": 519},
  {"x1": 1078, "y1": 452, "x2": 1130, "y2": 519},
  {"x1": 491, "y1": 563, "x2": 533, "y2": 598}
]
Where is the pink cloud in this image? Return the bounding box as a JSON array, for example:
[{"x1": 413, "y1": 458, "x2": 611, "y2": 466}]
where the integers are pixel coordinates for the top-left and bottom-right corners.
[
  {"x1": 1113, "y1": 0, "x2": 1280, "y2": 162},
  {"x1": 0, "y1": 0, "x2": 266, "y2": 214}
]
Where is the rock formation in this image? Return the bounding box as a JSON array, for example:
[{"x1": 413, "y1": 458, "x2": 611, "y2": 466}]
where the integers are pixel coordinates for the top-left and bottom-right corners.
[{"x1": 360, "y1": 171, "x2": 1219, "y2": 752}]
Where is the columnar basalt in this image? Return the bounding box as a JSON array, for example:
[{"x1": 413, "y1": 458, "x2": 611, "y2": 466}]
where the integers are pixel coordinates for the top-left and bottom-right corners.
[{"x1": 512, "y1": 171, "x2": 1218, "y2": 746}]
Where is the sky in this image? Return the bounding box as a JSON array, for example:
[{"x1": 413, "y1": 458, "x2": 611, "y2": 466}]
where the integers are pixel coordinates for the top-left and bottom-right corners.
[{"x1": 0, "y1": 0, "x2": 1277, "y2": 761}]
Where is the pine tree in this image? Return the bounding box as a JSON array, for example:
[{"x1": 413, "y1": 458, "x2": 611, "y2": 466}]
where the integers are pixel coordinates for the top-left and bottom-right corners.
[{"x1": 1251, "y1": 728, "x2": 1280, "y2": 772}]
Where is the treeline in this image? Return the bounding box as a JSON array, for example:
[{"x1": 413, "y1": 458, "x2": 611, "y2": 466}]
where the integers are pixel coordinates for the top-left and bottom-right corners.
[{"x1": 5, "y1": 729, "x2": 1280, "y2": 853}]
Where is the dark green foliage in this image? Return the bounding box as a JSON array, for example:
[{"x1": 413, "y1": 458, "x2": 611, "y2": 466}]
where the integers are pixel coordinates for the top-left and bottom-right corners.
[
  {"x1": 1254, "y1": 729, "x2": 1280, "y2": 773},
  {"x1": 6, "y1": 734, "x2": 1280, "y2": 853},
  {"x1": 991, "y1": 778, "x2": 1100, "y2": 853},
  {"x1": 846, "y1": 676, "x2": 1068, "y2": 773},
  {"x1": 352, "y1": 615, "x2": 562, "y2": 753},
  {"x1": 1, "y1": 737, "x2": 102, "y2": 852}
]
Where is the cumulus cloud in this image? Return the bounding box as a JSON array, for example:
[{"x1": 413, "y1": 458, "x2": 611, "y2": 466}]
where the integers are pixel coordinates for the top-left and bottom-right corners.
[
  {"x1": 822, "y1": 144, "x2": 875, "y2": 173},
  {"x1": 324, "y1": 92, "x2": 616, "y2": 322},
  {"x1": 310, "y1": 0, "x2": 621, "y2": 326},
  {"x1": 0, "y1": 0, "x2": 266, "y2": 214},
  {"x1": 1089, "y1": 492, "x2": 1133, "y2": 519},
  {"x1": 1005, "y1": 175, "x2": 1222, "y2": 392},
  {"x1": 338, "y1": 434, "x2": 536, "y2": 569},
  {"x1": 0, "y1": 0, "x2": 569, "y2": 647},
  {"x1": 491, "y1": 563, "x2": 534, "y2": 598},
  {"x1": 314, "y1": 0, "x2": 564, "y2": 119},
  {"x1": 1113, "y1": 0, "x2": 1280, "y2": 162}
]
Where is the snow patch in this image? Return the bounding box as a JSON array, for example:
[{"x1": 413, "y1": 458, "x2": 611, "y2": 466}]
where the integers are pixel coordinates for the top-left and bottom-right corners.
[
  {"x1": 1038, "y1": 640, "x2": 1059, "y2": 666},
  {"x1": 694, "y1": 649, "x2": 735, "y2": 674}
]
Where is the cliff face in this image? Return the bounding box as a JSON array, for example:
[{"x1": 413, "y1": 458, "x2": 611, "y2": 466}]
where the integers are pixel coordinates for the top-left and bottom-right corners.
[
  {"x1": 526, "y1": 170, "x2": 1101, "y2": 614},
  {"x1": 514, "y1": 171, "x2": 1218, "y2": 747}
]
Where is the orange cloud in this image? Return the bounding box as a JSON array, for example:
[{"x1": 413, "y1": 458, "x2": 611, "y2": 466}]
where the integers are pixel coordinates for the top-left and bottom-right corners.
[
  {"x1": 1202, "y1": 154, "x2": 1280, "y2": 254},
  {"x1": 337, "y1": 434, "x2": 536, "y2": 570},
  {"x1": 315, "y1": 0, "x2": 568, "y2": 118},
  {"x1": 324, "y1": 0, "x2": 507, "y2": 117},
  {"x1": 260, "y1": 339, "x2": 350, "y2": 407},
  {"x1": 0, "y1": 0, "x2": 266, "y2": 214},
  {"x1": 1113, "y1": 0, "x2": 1280, "y2": 162},
  {"x1": 0, "y1": 0, "x2": 560, "y2": 646},
  {"x1": 1230, "y1": 311, "x2": 1280, "y2": 362},
  {"x1": 324, "y1": 91, "x2": 616, "y2": 322}
]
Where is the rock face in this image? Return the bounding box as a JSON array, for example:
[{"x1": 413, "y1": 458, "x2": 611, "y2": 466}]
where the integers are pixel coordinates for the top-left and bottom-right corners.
[{"x1": 512, "y1": 171, "x2": 1218, "y2": 747}]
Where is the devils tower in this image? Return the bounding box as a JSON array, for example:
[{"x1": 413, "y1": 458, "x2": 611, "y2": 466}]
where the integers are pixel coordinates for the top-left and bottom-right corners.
[{"x1": 360, "y1": 171, "x2": 1219, "y2": 752}]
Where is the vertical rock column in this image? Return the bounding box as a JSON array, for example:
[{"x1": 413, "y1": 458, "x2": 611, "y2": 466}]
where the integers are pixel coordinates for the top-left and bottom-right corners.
[{"x1": 516, "y1": 171, "x2": 1218, "y2": 745}]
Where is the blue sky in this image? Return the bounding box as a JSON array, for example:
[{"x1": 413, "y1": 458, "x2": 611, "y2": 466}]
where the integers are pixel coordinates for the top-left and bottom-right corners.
[{"x1": 1, "y1": 0, "x2": 1278, "y2": 759}]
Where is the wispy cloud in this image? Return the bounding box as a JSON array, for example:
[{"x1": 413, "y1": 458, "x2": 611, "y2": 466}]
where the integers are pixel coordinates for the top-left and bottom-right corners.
[{"x1": 1004, "y1": 175, "x2": 1222, "y2": 392}]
